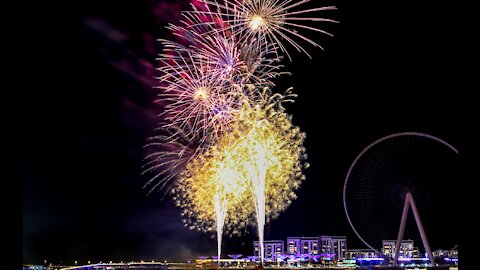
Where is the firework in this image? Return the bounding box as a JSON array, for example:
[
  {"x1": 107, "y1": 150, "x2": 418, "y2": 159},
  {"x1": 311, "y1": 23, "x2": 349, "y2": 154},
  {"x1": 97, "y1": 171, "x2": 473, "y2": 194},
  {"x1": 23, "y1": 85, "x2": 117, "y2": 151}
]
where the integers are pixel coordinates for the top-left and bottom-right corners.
[
  {"x1": 157, "y1": 43, "x2": 239, "y2": 140},
  {"x1": 146, "y1": 0, "x2": 333, "y2": 262},
  {"x1": 173, "y1": 129, "x2": 251, "y2": 259},
  {"x1": 142, "y1": 123, "x2": 200, "y2": 195},
  {"x1": 169, "y1": 4, "x2": 286, "y2": 88},
  {"x1": 174, "y1": 89, "x2": 308, "y2": 262},
  {"x1": 226, "y1": 89, "x2": 307, "y2": 262},
  {"x1": 198, "y1": 0, "x2": 338, "y2": 59}
]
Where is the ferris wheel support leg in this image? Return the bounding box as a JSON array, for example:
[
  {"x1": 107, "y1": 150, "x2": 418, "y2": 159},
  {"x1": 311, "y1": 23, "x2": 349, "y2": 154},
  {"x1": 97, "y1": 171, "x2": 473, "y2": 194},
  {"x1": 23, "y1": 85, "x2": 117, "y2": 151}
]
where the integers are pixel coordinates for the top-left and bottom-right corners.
[
  {"x1": 393, "y1": 192, "x2": 411, "y2": 266},
  {"x1": 393, "y1": 192, "x2": 435, "y2": 266},
  {"x1": 409, "y1": 192, "x2": 435, "y2": 265}
]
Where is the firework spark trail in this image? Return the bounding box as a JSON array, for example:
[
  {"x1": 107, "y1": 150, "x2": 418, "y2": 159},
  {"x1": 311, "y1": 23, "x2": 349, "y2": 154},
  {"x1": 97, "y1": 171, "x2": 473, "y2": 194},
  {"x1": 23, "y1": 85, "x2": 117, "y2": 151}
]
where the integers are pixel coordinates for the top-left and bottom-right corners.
[
  {"x1": 236, "y1": 96, "x2": 282, "y2": 263},
  {"x1": 213, "y1": 190, "x2": 228, "y2": 261},
  {"x1": 172, "y1": 124, "x2": 254, "y2": 257},
  {"x1": 142, "y1": 124, "x2": 198, "y2": 195},
  {"x1": 211, "y1": 148, "x2": 248, "y2": 260},
  {"x1": 246, "y1": 127, "x2": 268, "y2": 263}
]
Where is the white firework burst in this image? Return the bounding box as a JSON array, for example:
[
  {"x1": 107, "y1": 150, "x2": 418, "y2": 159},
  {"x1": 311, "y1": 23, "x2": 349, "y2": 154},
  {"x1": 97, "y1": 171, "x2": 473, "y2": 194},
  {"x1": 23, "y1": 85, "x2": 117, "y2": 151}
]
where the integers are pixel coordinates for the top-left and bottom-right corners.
[{"x1": 199, "y1": 0, "x2": 338, "y2": 59}]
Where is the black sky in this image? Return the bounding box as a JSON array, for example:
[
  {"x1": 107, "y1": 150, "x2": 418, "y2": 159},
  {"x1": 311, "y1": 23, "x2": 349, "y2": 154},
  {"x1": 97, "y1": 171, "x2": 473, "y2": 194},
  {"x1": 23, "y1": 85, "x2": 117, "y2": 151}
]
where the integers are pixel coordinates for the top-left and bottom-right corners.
[{"x1": 23, "y1": 0, "x2": 475, "y2": 267}]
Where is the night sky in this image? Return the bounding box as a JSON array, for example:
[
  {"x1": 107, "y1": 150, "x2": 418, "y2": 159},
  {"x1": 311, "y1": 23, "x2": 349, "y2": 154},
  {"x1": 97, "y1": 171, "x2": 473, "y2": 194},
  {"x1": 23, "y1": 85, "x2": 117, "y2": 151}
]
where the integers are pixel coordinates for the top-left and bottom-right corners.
[{"x1": 23, "y1": 0, "x2": 475, "y2": 267}]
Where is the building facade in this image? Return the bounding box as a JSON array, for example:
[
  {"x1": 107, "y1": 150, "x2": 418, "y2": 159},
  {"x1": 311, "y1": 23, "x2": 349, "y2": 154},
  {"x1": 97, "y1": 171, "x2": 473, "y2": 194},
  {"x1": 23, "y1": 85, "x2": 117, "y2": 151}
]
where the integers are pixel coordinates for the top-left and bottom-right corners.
[
  {"x1": 253, "y1": 240, "x2": 284, "y2": 261},
  {"x1": 345, "y1": 249, "x2": 382, "y2": 259},
  {"x1": 285, "y1": 236, "x2": 346, "y2": 260},
  {"x1": 433, "y1": 249, "x2": 458, "y2": 259},
  {"x1": 319, "y1": 236, "x2": 347, "y2": 260},
  {"x1": 287, "y1": 237, "x2": 301, "y2": 255},
  {"x1": 287, "y1": 237, "x2": 319, "y2": 255},
  {"x1": 382, "y1": 240, "x2": 419, "y2": 258}
]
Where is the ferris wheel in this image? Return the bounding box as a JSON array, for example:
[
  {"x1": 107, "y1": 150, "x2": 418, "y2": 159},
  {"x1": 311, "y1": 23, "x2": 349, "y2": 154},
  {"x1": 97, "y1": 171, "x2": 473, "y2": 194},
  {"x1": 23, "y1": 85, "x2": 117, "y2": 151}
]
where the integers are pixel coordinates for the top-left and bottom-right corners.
[{"x1": 343, "y1": 132, "x2": 460, "y2": 264}]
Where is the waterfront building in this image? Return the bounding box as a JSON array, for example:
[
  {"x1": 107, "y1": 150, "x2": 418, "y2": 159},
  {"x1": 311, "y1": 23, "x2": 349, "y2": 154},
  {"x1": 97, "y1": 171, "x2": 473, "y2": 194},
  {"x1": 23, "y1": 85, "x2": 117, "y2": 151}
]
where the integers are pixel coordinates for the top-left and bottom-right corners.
[
  {"x1": 345, "y1": 249, "x2": 382, "y2": 259},
  {"x1": 382, "y1": 239, "x2": 419, "y2": 258},
  {"x1": 253, "y1": 240, "x2": 284, "y2": 261},
  {"x1": 319, "y1": 235, "x2": 347, "y2": 260}
]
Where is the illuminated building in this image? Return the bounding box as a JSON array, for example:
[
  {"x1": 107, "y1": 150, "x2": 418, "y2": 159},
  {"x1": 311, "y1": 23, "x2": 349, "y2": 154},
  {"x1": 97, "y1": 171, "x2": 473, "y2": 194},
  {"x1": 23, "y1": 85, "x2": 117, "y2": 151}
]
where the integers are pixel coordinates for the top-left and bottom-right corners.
[
  {"x1": 433, "y1": 249, "x2": 458, "y2": 259},
  {"x1": 253, "y1": 240, "x2": 284, "y2": 261},
  {"x1": 287, "y1": 237, "x2": 318, "y2": 255},
  {"x1": 285, "y1": 236, "x2": 346, "y2": 260},
  {"x1": 345, "y1": 249, "x2": 382, "y2": 259},
  {"x1": 22, "y1": 265, "x2": 45, "y2": 270},
  {"x1": 287, "y1": 237, "x2": 299, "y2": 254},
  {"x1": 382, "y1": 239, "x2": 419, "y2": 258},
  {"x1": 319, "y1": 236, "x2": 347, "y2": 260}
]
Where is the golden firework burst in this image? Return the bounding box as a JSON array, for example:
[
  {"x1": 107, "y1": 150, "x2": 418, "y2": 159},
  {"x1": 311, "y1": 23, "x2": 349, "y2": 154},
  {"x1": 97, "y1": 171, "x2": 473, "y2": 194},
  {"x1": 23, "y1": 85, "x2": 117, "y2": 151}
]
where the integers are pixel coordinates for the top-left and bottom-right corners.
[{"x1": 174, "y1": 89, "x2": 308, "y2": 237}]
